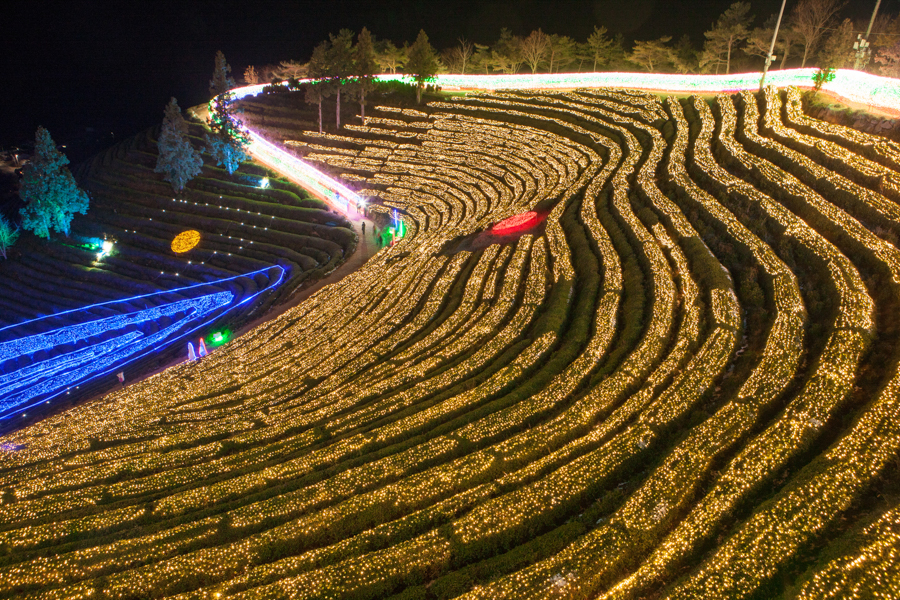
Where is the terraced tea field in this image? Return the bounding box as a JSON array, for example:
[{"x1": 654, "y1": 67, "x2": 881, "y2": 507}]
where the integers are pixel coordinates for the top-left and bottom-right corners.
[
  {"x1": 0, "y1": 123, "x2": 355, "y2": 421},
  {"x1": 1, "y1": 86, "x2": 899, "y2": 599}
]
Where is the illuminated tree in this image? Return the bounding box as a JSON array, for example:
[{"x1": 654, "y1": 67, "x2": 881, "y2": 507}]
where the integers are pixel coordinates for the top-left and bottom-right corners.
[
  {"x1": 325, "y1": 29, "x2": 356, "y2": 129},
  {"x1": 243, "y1": 65, "x2": 259, "y2": 85},
  {"x1": 521, "y1": 29, "x2": 550, "y2": 74},
  {"x1": 586, "y1": 26, "x2": 616, "y2": 71},
  {"x1": 274, "y1": 60, "x2": 308, "y2": 80},
  {"x1": 489, "y1": 29, "x2": 524, "y2": 74},
  {"x1": 306, "y1": 41, "x2": 328, "y2": 133},
  {"x1": 19, "y1": 127, "x2": 90, "y2": 239},
  {"x1": 745, "y1": 16, "x2": 802, "y2": 69},
  {"x1": 875, "y1": 39, "x2": 900, "y2": 78},
  {"x1": 470, "y1": 43, "x2": 492, "y2": 74},
  {"x1": 352, "y1": 27, "x2": 379, "y2": 121},
  {"x1": 406, "y1": 30, "x2": 440, "y2": 103},
  {"x1": 789, "y1": 0, "x2": 846, "y2": 68},
  {"x1": 376, "y1": 40, "x2": 407, "y2": 74},
  {"x1": 209, "y1": 50, "x2": 236, "y2": 97},
  {"x1": 0, "y1": 214, "x2": 19, "y2": 259},
  {"x1": 672, "y1": 35, "x2": 699, "y2": 74},
  {"x1": 442, "y1": 38, "x2": 474, "y2": 74},
  {"x1": 818, "y1": 18, "x2": 855, "y2": 69},
  {"x1": 547, "y1": 34, "x2": 577, "y2": 73},
  {"x1": 702, "y1": 2, "x2": 753, "y2": 74},
  {"x1": 155, "y1": 98, "x2": 203, "y2": 192},
  {"x1": 205, "y1": 92, "x2": 249, "y2": 175},
  {"x1": 631, "y1": 37, "x2": 676, "y2": 72}
]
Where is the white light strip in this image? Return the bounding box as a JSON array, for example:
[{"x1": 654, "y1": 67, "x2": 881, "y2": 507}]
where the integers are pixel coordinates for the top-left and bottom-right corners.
[
  {"x1": 245, "y1": 130, "x2": 364, "y2": 217},
  {"x1": 234, "y1": 68, "x2": 900, "y2": 115}
]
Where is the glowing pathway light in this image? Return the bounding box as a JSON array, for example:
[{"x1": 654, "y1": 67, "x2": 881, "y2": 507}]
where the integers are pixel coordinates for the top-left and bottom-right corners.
[
  {"x1": 245, "y1": 130, "x2": 364, "y2": 217},
  {"x1": 0, "y1": 265, "x2": 285, "y2": 420}
]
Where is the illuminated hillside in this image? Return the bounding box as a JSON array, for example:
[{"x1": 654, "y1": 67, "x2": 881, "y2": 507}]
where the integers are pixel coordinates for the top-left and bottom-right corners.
[{"x1": 0, "y1": 86, "x2": 898, "y2": 599}]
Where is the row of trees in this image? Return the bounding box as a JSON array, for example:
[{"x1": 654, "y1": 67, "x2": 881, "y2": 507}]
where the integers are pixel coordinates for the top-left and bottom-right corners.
[
  {"x1": 299, "y1": 28, "x2": 439, "y2": 132},
  {"x1": 242, "y1": 0, "x2": 894, "y2": 80},
  {"x1": 156, "y1": 52, "x2": 252, "y2": 194}
]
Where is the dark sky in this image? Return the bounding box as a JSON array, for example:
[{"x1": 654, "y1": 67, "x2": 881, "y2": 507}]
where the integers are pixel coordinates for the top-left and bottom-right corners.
[{"x1": 2, "y1": 0, "x2": 890, "y2": 157}]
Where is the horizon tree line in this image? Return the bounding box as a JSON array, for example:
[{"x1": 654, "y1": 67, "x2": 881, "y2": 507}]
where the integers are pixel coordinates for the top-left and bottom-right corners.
[{"x1": 239, "y1": 0, "x2": 897, "y2": 82}]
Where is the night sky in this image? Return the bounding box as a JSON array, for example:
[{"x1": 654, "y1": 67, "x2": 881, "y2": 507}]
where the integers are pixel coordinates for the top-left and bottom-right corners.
[{"x1": 3, "y1": 0, "x2": 890, "y2": 160}]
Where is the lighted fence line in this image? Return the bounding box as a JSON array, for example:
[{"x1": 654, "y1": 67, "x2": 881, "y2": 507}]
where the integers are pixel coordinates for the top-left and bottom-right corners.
[
  {"x1": 245, "y1": 131, "x2": 364, "y2": 216},
  {"x1": 232, "y1": 68, "x2": 900, "y2": 115},
  {"x1": 0, "y1": 266, "x2": 286, "y2": 421}
]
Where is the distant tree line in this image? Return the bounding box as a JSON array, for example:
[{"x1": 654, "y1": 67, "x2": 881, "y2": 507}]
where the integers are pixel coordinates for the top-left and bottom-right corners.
[{"x1": 239, "y1": 0, "x2": 898, "y2": 84}]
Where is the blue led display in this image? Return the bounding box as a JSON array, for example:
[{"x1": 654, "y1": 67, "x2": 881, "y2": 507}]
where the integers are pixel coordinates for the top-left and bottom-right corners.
[{"x1": 0, "y1": 266, "x2": 285, "y2": 421}]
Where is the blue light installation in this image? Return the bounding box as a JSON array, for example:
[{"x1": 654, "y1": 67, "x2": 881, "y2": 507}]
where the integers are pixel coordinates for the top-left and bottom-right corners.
[{"x1": 0, "y1": 266, "x2": 286, "y2": 421}]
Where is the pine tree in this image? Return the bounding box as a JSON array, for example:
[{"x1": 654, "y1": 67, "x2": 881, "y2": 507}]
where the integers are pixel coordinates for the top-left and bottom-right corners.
[
  {"x1": 19, "y1": 127, "x2": 90, "y2": 239},
  {"x1": 353, "y1": 27, "x2": 379, "y2": 122},
  {"x1": 631, "y1": 37, "x2": 676, "y2": 72},
  {"x1": 205, "y1": 92, "x2": 249, "y2": 175},
  {"x1": 702, "y1": 2, "x2": 753, "y2": 74},
  {"x1": 587, "y1": 26, "x2": 616, "y2": 72},
  {"x1": 155, "y1": 98, "x2": 203, "y2": 192},
  {"x1": 325, "y1": 29, "x2": 356, "y2": 129},
  {"x1": 0, "y1": 214, "x2": 19, "y2": 259},
  {"x1": 209, "y1": 50, "x2": 236, "y2": 97},
  {"x1": 406, "y1": 30, "x2": 440, "y2": 103}
]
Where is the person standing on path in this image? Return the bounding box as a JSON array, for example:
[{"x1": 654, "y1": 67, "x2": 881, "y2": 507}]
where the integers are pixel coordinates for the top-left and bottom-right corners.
[{"x1": 362, "y1": 222, "x2": 365, "y2": 235}]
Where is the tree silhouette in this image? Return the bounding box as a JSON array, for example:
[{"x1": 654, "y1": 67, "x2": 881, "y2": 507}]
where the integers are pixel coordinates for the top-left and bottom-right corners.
[
  {"x1": 19, "y1": 127, "x2": 90, "y2": 239},
  {"x1": 306, "y1": 41, "x2": 329, "y2": 133},
  {"x1": 325, "y1": 29, "x2": 356, "y2": 129}
]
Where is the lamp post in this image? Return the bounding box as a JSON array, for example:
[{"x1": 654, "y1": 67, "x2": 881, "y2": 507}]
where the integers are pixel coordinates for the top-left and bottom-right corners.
[
  {"x1": 760, "y1": 0, "x2": 789, "y2": 92},
  {"x1": 854, "y1": 0, "x2": 882, "y2": 71}
]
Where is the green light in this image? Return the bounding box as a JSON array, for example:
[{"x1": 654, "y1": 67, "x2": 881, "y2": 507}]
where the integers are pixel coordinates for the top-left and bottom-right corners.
[{"x1": 212, "y1": 332, "x2": 224, "y2": 343}]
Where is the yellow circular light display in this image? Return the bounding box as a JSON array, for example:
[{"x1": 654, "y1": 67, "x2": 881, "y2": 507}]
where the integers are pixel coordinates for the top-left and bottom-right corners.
[{"x1": 171, "y1": 230, "x2": 201, "y2": 253}]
